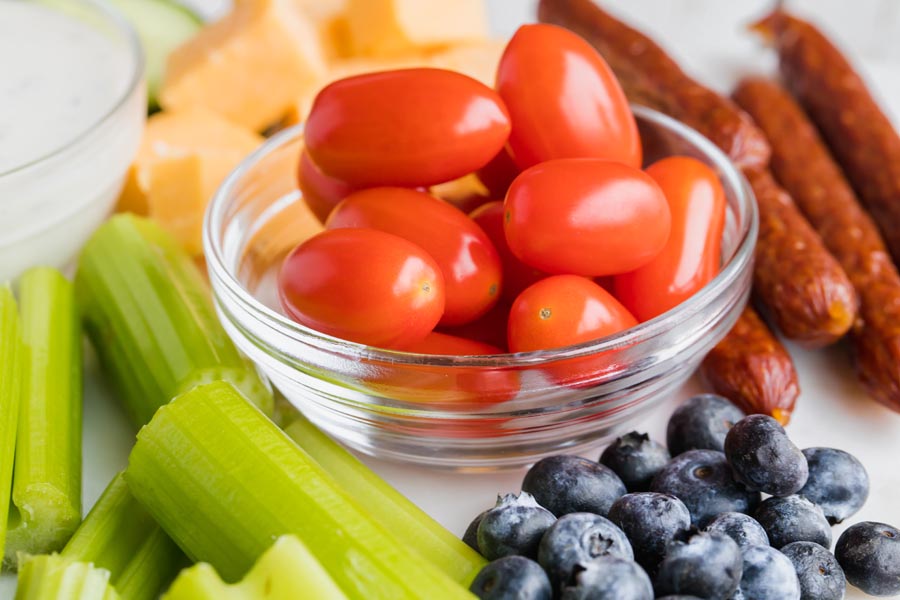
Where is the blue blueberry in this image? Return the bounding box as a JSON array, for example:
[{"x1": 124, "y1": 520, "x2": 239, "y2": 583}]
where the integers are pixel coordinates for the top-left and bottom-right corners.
[
  {"x1": 798, "y1": 447, "x2": 869, "y2": 524},
  {"x1": 560, "y1": 556, "x2": 653, "y2": 600},
  {"x1": 464, "y1": 509, "x2": 489, "y2": 553},
  {"x1": 469, "y1": 556, "x2": 552, "y2": 600},
  {"x1": 666, "y1": 394, "x2": 745, "y2": 456},
  {"x1": 600, "y1": 432, "x2": 671, "y2": 492},
  {"x1": 608, "y1": 492, "x2": 691, "y2": 574},
  {"x1": 654, "y1": 531, "x2": 743, "y2": 599},
  {"x1": 522, "y1": 455, "x2": 626, "y2": 518},
  {"x1": 537, "y1": 512, "x2": 633, "y2": 590},
  {"x1": 724, "y1": 415, "x2": 808, "y2": 497},
  {"x1": 781, "y1": 541, "x2": 846, "y2": 600},
  {"x1": 753, "y1": 495, "x2": 832, "y2": 549},
  {"x1": 733, "y1": 545, "x2": 801, "y2": 599},
  {"x1": 704, "y1": 512, "x2": 769, "y2": 551},
  {"x1": 656, "y1": 597, "x2": 705, "y2": 599},
  {"x1": 650, "y1": 449, "x2": 760, "y2": 526},
  {"x1": 477, "y1": 492, "x2": 557, "y2": 560},
  {"x1": 834, "y1": 521, "x2": 900, "y2": 596}
]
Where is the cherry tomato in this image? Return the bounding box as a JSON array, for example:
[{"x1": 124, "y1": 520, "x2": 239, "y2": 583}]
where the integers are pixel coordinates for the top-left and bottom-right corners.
[
  {"x1": 476, "y1": 147, "x2": 520, "y2": 198},
  {"x1": 504, "y1": 159, "x2": 671, "y2": 276},
  {"x1": 508, "y1": 275, "x2": 638, "y2": 353},
  {"x1": 496, "y1": 24, "x2": 641, "y2": 170},
  {"x1": 278, "y1": 228, "x2": 444, "y2": 349},
  {"x1": 470, "y1": 201, "x2": 548, "y2": 303},
  {"x1": 439, "y1": 300, "x2": 511, "y2": 351},
  {"x1": 297, "y1": 151, "x2": 357, "y2": 223},
  {"x1": 614, "y1": 156, "x2": 727, "y2": 321},
  {"x1": 327, "y1": 187, "x2": 502, "y2": 326},
  {"x1": 405, "y1": 332, "x2": 502, "y2": 355},
  {"x1": 305, "y1": 68, "x2": 511, "y2": 187}
]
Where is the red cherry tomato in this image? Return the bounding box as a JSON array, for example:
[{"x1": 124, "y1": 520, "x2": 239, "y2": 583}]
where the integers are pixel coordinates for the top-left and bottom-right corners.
[
  {"x1": 476, "y1": 147, "x2": 520, "y2": 198},
  {"x1": 278, "y1": 228, "x2": 444, "y2": 349},
  {"x1": 504, "y1": 159, "x2": 671, "y2": 276},
  {"x1": 439, "y1": 300, "x2": 511, "y2": 351},
  {"x1": 297, "y1": 151, "x2": 357, "y2": 223},
  {"x1": 508, "y1": 275, "x2": 637, "y2": 353},
  {"x1": 614, "y1": 156, "x2": 727, "y2": 321},
  {"x1": 470, "y1": 201, "x2": 548, "y2": 303},
  {"x1": 305, "y1": 68, "x2": 511, "y2": 187},
  {"x1": 405, "y1": 332, "x2": 502, "y2": 355},
  {"x1": 327, "y1": 187, "x2": 502, "y2": 326},
  {"x1": 496, "y1": 23, "x2": 641, "y2": 170}
]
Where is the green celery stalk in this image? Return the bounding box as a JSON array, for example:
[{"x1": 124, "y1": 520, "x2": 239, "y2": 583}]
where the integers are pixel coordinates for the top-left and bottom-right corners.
[
  {"x1": 162, "y1": 535, "x2": 346, "y2": 600},
  {"x1": 126, "y1": 381, "x2": 474, "y2": 600},
  {"x1": 15, "y1": 555, "x2": 119, "y2": 600},
  {"x1": 284, "y1": 415, "x2": 486, "y2": 584},
  {"x1": 0, "y1": 286, "x2": 22, "y2": 553},
  {"x1": 62, "y1": 472, "x2": 188, "y2": 600},
  {"x1": 75, "y1": 214, "x2": 272, "y2": 428},
  {"x1": 5, "y1": 268, "x2": 82, "y2": 565}
]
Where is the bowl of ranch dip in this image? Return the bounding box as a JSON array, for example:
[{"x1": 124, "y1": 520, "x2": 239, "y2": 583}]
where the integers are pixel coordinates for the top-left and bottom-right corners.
[{"x1": 0, "y1": 0, "x2": 145, "y2": 281}]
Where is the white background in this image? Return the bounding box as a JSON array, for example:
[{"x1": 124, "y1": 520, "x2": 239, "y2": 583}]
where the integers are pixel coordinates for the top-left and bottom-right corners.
[{"x1": 4, "y1": 0, "x2": 900, "y2": 597}]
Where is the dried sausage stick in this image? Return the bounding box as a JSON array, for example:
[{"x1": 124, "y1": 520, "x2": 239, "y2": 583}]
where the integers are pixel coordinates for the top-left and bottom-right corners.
[
  {"x1": 735, "y1": 77, "x2": 900, "y2": 411},
  {"x1": 754, "y1": 11, "x2": 900, "y2": 268}
]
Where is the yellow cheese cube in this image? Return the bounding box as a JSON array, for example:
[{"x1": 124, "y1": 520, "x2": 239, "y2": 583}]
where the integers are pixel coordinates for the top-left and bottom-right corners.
[
  {"x1": 428, "y1": 39, "x2": 507, "y2": 87},
  {"x1": 145, "y1": 155, "x2": 207, "y2": 255},
  {"x1": 160, "y1": 0, "x2": 327, "y2": 131},
  {"x1": 345, "y1": 0, "x2": 488, "y2": 57}
]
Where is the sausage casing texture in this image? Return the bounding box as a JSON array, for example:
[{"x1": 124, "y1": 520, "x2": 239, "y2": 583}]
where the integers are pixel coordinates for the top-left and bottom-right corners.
[
  {"x1": 699, "y1": 305, "x2": 799, "y2": 424},
  {"x1": 734, "y1": 76, "x2": 900, "y2": 412},
  {"x1": 755, "y1": 10, "x2": 900, "y2": 269}
]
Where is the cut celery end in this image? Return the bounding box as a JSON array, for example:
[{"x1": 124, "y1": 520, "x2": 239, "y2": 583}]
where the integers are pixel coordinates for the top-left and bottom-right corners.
[
  {"x1": 126, "y1": 381, "x2": 474, "y2": 600},
  {"x1": 15, "y1": 554, "x2": 120, "y2": 600},
  {"x1": 0, "y1": 286, "x2": 23, "y2": 553},
  {"x1": 5, "y1": 268, "x2": 82, "y2": 566},
  {"x1": 284, "y1": 416, "x2": 486, "y2": 584},
  {"x1": 62, "y1": 472, "x2": 187, "y2": 600},
  {"x1": 75, "y1": 214, "x2": 272, "y2": 428},
  {"x1": 162, "y1": 535, "x2": 347, "y2": 600}
]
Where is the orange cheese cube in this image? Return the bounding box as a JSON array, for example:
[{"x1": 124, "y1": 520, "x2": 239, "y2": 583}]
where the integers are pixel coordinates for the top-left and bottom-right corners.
[
  {"x1": 160, "y1": 0, "x2": 327, "y2": 131},
  {"x1": 428, "y1": 39, "x2": 507, "y2": 87}
]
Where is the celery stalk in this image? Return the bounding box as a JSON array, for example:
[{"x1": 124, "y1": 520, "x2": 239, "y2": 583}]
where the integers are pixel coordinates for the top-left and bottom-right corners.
[
  {"x1": 0, "y1": 286, "x2": 22, "y2": 553},
  {"x1": 5, "y1": 268, "x2": 82, "y2": 565},
  {"x1": 15, "y1": 555, "x2": 119, "y2": 600},
  {"x1": 75, "y1": 214, "x2": 272, "y2": 427},
  {"x1": 62, "y1": 472, "x2": 188, "y2": 600},
  {"x1": 126, "y1": 381, "x2": 474, "y2": 600},
  {"x1": 284, "y1": 415, "x2": 486, "y2": 584},
  {"x1": 162, "y1": 535, "x2": 346, "y2": 600}
]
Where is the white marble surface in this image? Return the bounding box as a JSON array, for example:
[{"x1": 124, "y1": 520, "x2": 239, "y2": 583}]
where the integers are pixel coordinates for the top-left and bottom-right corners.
[{"x1": 3, "y1": 0, "x2": 900, "y2": 597}]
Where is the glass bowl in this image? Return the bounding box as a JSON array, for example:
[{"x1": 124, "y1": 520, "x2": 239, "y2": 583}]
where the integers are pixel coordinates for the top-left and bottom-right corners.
[
  {"x1": 0, "y1": 0, "x2": 145, "y2": 282},
  {"x1": 205, "y1": 106, "x2": 758, "y2": 470}
]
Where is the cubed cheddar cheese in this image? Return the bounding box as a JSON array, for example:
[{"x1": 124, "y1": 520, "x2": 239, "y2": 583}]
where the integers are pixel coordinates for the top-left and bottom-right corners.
[
  {"x1": 345, "y1": 0, "x2": 488, "y2": 57},
  {"x1": 428, "y1": 39, "x2": 507, "y2": 87},
  {"x1": 160, "y1": 0, "x2": 327, "y2": 131},
  {"x1": 117, "y1": 109, "x2": 264, "y2": 255}
]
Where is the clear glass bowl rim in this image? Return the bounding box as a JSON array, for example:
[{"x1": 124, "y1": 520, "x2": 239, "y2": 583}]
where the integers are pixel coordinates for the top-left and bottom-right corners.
[
  {"x1": 204, "y1": 104, "x2": 759, "y2": 369},
  {"x1": 0, "y1": 0, "x2": 144, "y2": 179}
]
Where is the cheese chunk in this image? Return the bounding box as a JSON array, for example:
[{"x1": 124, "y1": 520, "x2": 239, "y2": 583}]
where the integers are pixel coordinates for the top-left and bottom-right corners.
[
  {"x1": 117, "y1": 109, "x2": 263, "y2": 254},
  {"x1": 345, "y1": 0, "x2": 488, "y2": 56},
  {"x1": 160, "y1": 0, "x2": 327, "y2": 131},
  {"x1": 428, "y1": 39, "x2": 507, "y2": 87}
]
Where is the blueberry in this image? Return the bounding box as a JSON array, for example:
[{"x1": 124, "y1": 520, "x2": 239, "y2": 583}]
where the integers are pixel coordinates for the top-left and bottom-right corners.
[
  {"x1": 650, "y1": 449, "x2": 760, "y2": 526},
  {"x1": 522, "y1": 455, "x2": 626, "y2": 518},
  {"x1": 834, "y1": 521, "x2": 900, "y2": 596},
  {"x1": 798, "y1": 447, "x2": 869, "y2": 524},
  {"x1": 464, "y1": 509, "x2": 489, "y2": 553},
  {"x1": 477, "y1": 492, "x2": 557, "y2": 560},
  {"x1": 781, "y1": 541, "x2": 846, "y2": 600},
  {"x1": 537, "y1": 512, "x2": 633, "y2": 591},
  {"x1": 666, "y1": 394, "x2": 745, "y2": 456},
  {"x1": 753, "y1": 495, "x2": 831, "y2": 549},
  {"x1": 608, "y1": 492, "x2": 691, "y2": 574},
  {"x1": 600, "y1": 432, "x2": 671, "y2": 492},
  {"x1": 733, "y1": 545, "x2": 801, "y2": 599},
  {"x1": 656, "y1": 597, "x2": 705, "y2": 599},
  {"x1": 654, "y1": 531, "x2": 743, "y2": 599},
  {"x1": 704, "y1": 512, "x2": 769, "y2": 551},
  {"x1": 469, "y1": 556, "x2": 552, "y2": 600},
  {"x1": 560, "y1": 556, "x2": 653, "y2": 600},
  {"x1": 724, "y1": 415, "x2": 808, "y2": 497}
]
